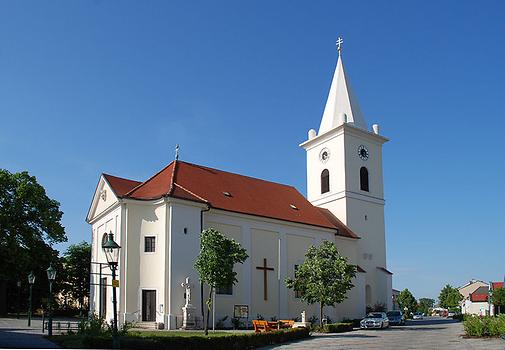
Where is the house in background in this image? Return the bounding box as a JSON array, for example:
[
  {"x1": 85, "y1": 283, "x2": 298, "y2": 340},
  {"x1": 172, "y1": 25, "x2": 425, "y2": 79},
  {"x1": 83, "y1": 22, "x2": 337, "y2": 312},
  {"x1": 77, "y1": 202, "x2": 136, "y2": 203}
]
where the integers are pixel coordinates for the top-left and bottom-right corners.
[{"x1": 459, "y1": 280, "x2": 504, "y2": 316}]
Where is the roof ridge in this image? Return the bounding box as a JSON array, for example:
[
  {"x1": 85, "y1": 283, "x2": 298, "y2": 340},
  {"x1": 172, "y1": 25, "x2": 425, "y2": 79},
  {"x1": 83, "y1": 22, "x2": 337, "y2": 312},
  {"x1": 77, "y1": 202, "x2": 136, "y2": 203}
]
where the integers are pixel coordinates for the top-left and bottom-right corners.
[
  {"x1": 167, "y1": 160, "x2": 178, "y2": 196},
  {"x1": 173, "y1": 182, "x2": 208, "y2": 203},
  {"x1": 103, "y1": 173, "x2": 141, "y2": 184},
  {"x1": 177, "y1": 160, "x2": 295, "y2": 188},
  {"x1": 125, "y1": 160, "x2": 176, "y2": 197}
]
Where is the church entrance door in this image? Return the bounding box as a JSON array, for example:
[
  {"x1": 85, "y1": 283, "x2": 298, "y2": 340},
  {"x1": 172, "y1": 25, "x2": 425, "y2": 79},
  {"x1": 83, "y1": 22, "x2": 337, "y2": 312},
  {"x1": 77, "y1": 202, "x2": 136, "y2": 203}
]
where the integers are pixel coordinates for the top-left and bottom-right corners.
[{"x1": 142, "y1": 290, "x2": 156, "y2": 322}]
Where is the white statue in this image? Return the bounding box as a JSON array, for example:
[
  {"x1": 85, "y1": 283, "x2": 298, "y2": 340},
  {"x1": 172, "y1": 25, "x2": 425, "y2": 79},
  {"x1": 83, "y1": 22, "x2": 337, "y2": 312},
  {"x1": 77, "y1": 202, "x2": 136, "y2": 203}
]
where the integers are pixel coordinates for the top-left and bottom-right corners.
[
  {"x1": 301, "y1": 310, "x2": 306, "y2": 323},
  {"x1": 180, "y1": 277, "x2": 196, "y2": 329},
  {"x1": 181, "y1": 277, "x2": 192, "y2": 305}
]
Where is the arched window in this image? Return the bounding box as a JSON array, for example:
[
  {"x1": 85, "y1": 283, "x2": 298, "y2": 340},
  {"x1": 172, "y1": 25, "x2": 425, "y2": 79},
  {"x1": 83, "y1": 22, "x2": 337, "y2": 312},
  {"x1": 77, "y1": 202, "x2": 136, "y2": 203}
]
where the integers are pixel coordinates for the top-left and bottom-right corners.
[
  {"x1": 321, "y1": 169, "x2": 330, "y2": 194},
  {"x1": 360, "y1": 167, "x2": 369, "y2": 192}
]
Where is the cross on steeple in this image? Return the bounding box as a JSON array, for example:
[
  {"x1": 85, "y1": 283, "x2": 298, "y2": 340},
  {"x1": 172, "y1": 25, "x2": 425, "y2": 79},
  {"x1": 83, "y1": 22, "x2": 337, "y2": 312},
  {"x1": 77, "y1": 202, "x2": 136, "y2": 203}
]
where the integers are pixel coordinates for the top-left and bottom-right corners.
[
  {"x1": 336, "y1": 36, "x2": 343, "y2": 55},
  {"x1": 256, "y1": 258, "x2": 274, "y2": 301},
  {"x1": 175, "y1": 144, "x2": 180, "y2": 160}
]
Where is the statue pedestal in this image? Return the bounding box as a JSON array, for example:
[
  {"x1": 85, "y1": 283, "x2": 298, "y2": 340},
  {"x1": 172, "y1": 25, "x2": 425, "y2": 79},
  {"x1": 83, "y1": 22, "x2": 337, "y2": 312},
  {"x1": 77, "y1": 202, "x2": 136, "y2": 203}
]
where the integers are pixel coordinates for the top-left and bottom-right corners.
[
  {"x1": 293, "y1": 321, "x2": 311, "y2": 328},
  {"x1": 181, "y1": 304, "x2": 197, "y2": 330}
]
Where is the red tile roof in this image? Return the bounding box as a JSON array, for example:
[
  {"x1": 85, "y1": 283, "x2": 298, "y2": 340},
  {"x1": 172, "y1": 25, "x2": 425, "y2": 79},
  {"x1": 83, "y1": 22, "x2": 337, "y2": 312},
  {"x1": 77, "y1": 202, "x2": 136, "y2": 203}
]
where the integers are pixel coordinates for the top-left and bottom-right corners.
[
  {"x1": 470, "y1": 293, "x2": 488, "y2": 302},
  {"x1": 103, "y1": 174, "x2": 142, "y2": 197},
  {"x1": 492, "y1": 282, "x2": 504, "y2": 290},
  {"x1": 104, "y1": 160, "x2": 360, "y2": 235}
]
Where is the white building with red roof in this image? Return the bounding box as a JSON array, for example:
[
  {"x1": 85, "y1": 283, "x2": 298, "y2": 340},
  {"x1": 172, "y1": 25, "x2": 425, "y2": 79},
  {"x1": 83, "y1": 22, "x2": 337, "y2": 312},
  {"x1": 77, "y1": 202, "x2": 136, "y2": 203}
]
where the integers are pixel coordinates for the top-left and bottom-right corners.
[{"x1": 86, "y1": 41, "x2": 392, "y2": 329}]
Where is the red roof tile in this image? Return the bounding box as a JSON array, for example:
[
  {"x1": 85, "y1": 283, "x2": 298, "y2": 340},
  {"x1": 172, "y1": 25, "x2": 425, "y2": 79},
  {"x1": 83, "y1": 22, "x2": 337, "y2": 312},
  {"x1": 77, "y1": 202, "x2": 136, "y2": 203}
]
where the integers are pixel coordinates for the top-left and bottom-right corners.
[
  {"x1": 112, "y1": 160, "x2": 359, "y2": 233},
  {"x1": 470, "y1": 293, "x2": 488, "y2": 302},
  {"x1": 492, "y1": 282, "x2": 504, "y2": 290},
  {"x1": 103, "y1": 174, "x2": 142, "y2": 197}
]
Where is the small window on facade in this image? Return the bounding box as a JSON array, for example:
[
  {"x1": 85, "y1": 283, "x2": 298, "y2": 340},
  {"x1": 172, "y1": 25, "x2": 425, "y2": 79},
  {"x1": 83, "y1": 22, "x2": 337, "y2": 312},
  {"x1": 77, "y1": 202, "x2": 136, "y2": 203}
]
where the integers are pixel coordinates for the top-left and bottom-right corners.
[
  {"x1": 144, "y1": 236, "x2": 156, "y2": 253},
  {"x1": 360, "y1": 167, "x2": 369, "y2": 192},
  {"x1": 216, "y1": 283, "x2": 233, "y2": 295},
  {"x1": 321, "y1": 169, "x2": 330, "y2": 194},
  {"x1": 294, "y1": 265, "x2": 303, "y2": 298}
]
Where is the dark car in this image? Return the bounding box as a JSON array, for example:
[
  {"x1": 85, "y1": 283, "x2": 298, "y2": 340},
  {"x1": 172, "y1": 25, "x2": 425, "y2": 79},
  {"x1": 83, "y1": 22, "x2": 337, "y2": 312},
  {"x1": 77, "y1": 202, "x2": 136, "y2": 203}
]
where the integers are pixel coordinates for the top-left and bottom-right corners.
[{"x1": 386, "y1": 310, "x2": 405, "y2": 326}]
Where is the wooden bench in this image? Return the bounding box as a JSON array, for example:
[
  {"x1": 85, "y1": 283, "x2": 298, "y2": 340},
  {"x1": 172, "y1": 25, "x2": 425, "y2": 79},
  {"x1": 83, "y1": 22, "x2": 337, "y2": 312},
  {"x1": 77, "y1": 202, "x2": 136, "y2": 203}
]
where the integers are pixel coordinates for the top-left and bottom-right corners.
[
  {"x1": 279, "y1": 320, "x2": 295, "y2": 329},
  {"x1": 253, "y1": 320, "x2": 278, "y2": 333}
]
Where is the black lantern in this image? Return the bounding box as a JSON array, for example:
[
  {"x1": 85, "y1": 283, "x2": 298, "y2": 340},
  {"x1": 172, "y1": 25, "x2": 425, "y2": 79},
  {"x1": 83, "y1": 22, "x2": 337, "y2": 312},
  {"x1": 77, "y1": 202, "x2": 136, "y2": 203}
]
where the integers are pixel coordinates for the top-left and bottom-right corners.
[{"x1": 102, "y1": 232, "x2": 120, "y2": 266}]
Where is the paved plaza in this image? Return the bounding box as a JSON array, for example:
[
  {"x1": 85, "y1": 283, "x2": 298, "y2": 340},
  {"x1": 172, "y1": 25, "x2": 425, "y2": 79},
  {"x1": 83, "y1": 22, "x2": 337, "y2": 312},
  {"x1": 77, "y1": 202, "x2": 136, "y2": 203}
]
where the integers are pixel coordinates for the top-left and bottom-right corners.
[
  {"x1": 0, "y1": 317, "x2": 60, "y2": 348},
  {"x1": 263, "y1": 317, "x2": 505, "y2": 350}
]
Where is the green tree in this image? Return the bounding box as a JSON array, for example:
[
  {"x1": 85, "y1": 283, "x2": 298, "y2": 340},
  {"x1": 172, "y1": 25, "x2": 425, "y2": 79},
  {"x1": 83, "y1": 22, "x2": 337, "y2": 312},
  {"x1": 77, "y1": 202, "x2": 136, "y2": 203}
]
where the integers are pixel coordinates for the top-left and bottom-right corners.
[
  {"x1": 0, "y1": 170, "x2": 66, "y2": 314},
  {"x1": 490, "y1": 287, "x2": 505, "y2": 314},
  {"x1": 438, "y1": 284, "x2": 462, "y2": 309},
  {"x1": 285, "y1": 241, "x2": 356, "y2": 326},
  {"x1": 61, "y1": 242, "x2": 91, "y2": 314},
  {"x1": 397, "y1": 289, "x2": 417, "y2": 318},
  {"x1": 418, "y1": 298, "x2": 435, "y2": 315},
  {"x1": 195, "y1": 228, "x2": 248, "y2": 335}
]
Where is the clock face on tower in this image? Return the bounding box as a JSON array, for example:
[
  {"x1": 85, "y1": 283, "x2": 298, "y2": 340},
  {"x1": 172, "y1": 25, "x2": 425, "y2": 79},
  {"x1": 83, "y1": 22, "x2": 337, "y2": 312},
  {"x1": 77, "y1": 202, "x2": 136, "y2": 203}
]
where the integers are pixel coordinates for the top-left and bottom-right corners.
[
  {"x1": 319, "y1": 148, "x2": 330, "y2": 163},
  {"x1": 358, "y1": 145, "x2": 369, "y2": 160}
]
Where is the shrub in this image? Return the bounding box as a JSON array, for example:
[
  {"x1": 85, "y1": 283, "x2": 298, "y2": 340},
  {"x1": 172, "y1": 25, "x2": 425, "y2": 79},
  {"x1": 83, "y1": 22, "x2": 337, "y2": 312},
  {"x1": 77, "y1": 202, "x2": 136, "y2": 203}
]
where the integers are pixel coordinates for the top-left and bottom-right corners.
[
  {"x1": 313, "y1": 322, "x2": 353, "y2": 333},
  {"x1": 464, "y1": 315, "x2": 505, "y2": 337},
  {"x1": 49, "y1": 327, "x2": 310, "y2": 349},
  {"x1": 342, "y1": 318, "x2": 362, "y2": 328}
]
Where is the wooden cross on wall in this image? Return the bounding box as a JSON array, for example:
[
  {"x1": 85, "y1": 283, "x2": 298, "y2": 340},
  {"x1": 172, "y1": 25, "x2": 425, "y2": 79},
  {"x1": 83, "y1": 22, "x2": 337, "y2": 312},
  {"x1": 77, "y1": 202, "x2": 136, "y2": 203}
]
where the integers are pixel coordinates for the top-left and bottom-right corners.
[{"x1": 256, "y1": 258, "x2": 274, "y2": 301}]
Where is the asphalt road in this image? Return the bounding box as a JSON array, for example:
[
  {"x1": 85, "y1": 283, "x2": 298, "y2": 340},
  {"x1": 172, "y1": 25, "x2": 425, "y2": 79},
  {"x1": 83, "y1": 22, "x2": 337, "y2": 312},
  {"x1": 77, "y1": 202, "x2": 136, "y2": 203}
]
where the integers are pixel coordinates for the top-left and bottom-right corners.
[{"x1": 262, "y1": 317, "x2": 505, "y2": 350}]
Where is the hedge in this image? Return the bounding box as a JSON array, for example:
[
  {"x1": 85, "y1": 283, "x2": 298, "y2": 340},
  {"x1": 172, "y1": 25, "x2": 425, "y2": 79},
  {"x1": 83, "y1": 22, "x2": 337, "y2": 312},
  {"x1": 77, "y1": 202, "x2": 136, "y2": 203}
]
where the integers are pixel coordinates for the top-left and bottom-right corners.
[
  {"x1": 49, "y1": 327, "x2": 310, "y2": 349},
  {"x1": 463, "y1": 315, "x2": 505, "y2": 337},
  {"x1": 318, "y1": 323, "x2": 354, "y2": 333}
]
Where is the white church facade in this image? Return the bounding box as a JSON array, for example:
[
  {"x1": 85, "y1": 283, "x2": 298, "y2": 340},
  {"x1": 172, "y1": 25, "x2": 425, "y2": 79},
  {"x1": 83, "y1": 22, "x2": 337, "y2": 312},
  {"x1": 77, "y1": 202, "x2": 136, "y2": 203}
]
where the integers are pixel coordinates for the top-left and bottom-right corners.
[{"x1": 86, "y1": 43, "x2": 392, "y2": 329}]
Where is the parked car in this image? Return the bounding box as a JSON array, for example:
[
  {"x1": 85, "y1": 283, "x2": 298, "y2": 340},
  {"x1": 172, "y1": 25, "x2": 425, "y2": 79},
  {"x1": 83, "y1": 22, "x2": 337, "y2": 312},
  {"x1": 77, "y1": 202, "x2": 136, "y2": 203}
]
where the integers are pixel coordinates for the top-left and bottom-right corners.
[
  {"x1": 412, "y1": 312, "x2": 424, "y2": 320},
  {"x1": 360, "y1": 312, "x2": 390, "y2": 329},
  {"x1": 447, "y1": 311, "x2": 456, "y2": 317},
  {"x1": 386, "y1": 310, "x2": 405, "y2": 325}
]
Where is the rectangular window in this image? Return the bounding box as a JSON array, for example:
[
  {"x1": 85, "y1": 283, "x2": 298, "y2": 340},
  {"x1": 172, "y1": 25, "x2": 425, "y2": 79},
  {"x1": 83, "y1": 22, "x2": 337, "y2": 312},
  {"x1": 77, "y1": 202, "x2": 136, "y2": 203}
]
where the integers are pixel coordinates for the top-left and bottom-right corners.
[
  {"x1": 294, "y1": 265, "x2": 302, "y2": 298},
  {"x1": 144, "y1": 236, "x2": 156, "y2": 253},
  {"x1": 216, "y1": 283, "x2": 233, "y2": 295}
]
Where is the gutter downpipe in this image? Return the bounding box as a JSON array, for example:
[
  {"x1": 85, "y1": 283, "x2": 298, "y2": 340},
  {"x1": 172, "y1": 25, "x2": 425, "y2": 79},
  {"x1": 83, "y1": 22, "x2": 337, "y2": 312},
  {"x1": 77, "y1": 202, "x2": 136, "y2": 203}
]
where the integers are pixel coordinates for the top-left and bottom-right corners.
[{"x1": 200, "y1": 205, "x2": 211, "y2": 324}]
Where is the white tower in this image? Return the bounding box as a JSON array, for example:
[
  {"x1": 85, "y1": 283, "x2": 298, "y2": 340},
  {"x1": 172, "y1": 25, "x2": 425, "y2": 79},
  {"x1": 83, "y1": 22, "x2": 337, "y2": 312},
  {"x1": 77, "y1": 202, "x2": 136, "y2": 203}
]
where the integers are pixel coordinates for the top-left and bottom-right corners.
[{"x1": 300, "y1": 38, "x2": 392, "y2": 310}]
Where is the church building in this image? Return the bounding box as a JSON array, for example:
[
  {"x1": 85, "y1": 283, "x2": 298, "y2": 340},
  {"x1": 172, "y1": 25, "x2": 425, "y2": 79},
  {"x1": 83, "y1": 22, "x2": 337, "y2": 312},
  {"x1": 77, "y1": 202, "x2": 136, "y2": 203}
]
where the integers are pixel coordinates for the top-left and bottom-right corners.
[{"x1": 86, "y1": 41, "x2": 392, "y2": 329}]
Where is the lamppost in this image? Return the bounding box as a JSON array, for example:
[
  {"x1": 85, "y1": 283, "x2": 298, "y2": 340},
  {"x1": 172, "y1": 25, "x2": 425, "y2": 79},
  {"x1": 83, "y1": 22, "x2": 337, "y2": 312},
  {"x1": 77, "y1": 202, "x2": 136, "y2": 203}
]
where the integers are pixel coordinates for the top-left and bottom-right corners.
[
  {"x1": 46, "y1": 265, "x2": 57, "y2": 336},
  {"x1": 27, "y1": 272, "x2": 36, "y2": 327},
  {"x1": 16, "y1": 280, "x2": 21, "y2": 319},
  {"x1": 102, "y1": 232, "x2": 120, "y2": 349}
]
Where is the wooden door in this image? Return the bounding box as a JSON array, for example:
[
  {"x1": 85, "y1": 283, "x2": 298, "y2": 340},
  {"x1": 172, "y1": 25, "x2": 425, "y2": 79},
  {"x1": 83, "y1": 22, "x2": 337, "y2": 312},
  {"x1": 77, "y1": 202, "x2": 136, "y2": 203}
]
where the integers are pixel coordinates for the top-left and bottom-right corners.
[{"x1": 142, "y1": 290, "x2": 156, "y2": 322}]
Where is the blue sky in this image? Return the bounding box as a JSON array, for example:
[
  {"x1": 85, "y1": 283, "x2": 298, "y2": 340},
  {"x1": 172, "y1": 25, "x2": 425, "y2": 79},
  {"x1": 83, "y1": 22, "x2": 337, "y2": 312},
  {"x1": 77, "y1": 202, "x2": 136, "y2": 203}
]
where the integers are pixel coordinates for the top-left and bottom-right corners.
[{"x1": 1, "y1": 0, "x2": 504, "y2": 300}]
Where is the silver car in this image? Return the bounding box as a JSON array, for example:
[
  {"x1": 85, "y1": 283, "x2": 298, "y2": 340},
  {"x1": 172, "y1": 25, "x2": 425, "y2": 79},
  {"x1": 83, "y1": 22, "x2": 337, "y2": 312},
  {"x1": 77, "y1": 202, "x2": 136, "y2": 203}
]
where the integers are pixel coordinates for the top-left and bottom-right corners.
[{"x1": 360, "y1": 312, "x2": 390, "y2": 329}]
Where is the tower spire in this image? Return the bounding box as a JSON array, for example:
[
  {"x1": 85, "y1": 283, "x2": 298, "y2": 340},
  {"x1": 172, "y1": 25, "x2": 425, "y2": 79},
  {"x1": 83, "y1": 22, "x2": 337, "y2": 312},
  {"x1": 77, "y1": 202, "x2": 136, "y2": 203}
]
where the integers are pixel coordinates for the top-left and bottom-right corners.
[{"x1": 318, "y1": 37, "x2": 367, "y2": 134}]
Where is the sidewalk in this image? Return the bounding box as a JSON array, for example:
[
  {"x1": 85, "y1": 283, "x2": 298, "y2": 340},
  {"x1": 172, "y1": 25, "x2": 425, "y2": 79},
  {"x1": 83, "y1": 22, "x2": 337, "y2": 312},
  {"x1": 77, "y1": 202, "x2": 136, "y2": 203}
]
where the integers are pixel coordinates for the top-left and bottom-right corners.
[{"x1": 0, "y1": 317, "x2": 60, "y2": 349}]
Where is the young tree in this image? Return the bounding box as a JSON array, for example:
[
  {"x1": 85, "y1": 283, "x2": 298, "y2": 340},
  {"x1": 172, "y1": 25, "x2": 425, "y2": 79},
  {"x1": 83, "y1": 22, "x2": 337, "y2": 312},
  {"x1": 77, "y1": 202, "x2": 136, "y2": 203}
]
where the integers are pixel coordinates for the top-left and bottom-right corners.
[
  {"x1": 62, "y1": 242, "x2": 91, "y2": 314},
  {"x1": 438, "y1": 284, "x2": 462, "y2": 309},
  {"x1": 194, "y1": 228, "x2": 248, "y2": 335},
  {"x1": 397, "y1": 289, "x2": 417, "y2": 318},
  {"x1": 285, "y1": 241, "x2": 356, "y2": 326},
  {"x1": 490, "y1": 287, "x2": 505, "y2": 314},
  {"x1": 418, "y1": 298, "x2": 435, "y2": 315},
  {"x1": 0, "y1": 170, "x2": 66, "y2": 314}
]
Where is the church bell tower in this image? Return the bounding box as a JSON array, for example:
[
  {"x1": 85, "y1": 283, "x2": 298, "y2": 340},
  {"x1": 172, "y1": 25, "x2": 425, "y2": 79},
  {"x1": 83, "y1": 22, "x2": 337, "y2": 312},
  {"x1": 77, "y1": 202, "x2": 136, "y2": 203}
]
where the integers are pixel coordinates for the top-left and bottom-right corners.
[{"x1": 300, "y1": 38, "x2": 391, "y2": 309}]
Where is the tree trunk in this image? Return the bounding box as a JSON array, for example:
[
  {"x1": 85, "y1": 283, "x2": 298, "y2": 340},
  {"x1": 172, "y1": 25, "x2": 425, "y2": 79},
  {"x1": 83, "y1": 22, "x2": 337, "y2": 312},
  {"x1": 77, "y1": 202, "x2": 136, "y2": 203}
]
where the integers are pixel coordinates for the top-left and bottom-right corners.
[
  {"x1": 319, "y1": 303, "x2": 323, "y2": 327},
  {"x1": 204, "y1": 287, "x2": 213, "y2": 336}
]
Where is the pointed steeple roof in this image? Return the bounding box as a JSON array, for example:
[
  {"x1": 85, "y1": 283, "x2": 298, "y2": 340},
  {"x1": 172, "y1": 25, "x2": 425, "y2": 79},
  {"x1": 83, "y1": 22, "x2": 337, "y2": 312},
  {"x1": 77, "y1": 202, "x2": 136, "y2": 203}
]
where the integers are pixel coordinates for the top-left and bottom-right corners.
[{"x1": 318, "y1": 45, "x2": 367, "y2": 134}]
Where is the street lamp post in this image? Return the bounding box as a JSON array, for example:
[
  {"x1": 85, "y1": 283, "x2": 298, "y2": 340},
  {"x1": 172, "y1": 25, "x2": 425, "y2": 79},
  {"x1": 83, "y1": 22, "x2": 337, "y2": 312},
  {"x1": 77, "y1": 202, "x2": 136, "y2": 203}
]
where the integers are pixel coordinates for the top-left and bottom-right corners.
[
  {"x1": 46, "y1": 265, "x2": 57, "y2": 336},
  {"x1": 102, "y1": 232, "x2": 121, "y2": 349},
  {"x1": 27, "y1": 272, "x2": 36, "y2": 327},
  {"x1": 16, "y1": 280, "x2": 21, "y2": 319}
]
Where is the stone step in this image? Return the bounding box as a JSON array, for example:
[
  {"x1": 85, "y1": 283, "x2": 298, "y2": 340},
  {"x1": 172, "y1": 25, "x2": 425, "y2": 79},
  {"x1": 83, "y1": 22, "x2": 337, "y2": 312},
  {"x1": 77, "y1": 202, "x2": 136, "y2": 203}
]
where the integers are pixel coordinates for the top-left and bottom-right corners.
[{"x1": 134, "y1": 322, "x2": 157, "y2": 330}]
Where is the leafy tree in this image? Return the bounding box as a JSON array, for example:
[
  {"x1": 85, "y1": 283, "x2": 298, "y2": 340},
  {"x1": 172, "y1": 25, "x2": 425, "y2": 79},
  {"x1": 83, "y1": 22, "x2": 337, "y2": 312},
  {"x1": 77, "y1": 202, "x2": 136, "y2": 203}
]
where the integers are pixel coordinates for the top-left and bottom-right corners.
[
  {"x1": 397, "y1": 289, "x2": 417, "y2": 318},
  {"x1": 418, "y1": 298, "x2": 435, "y2": 315},
  {"x1": 490, "y1": 287, "x2": 505, "y2": 314},
  {"x1": 285, "y1": 241, "x2": 356, "y2": 326},
  {"x1": 195, "y1": 228, "x2": 248, "y2": 335},
  {"x1": 61, "y1": 242, "x2": 91, "y2": 314},
  {"x1": 0, "y1": 170, "x2": 66, "y2": 314},
  {"x1": 438, "y1": 284, "x2": 462, "y2": 309}
]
